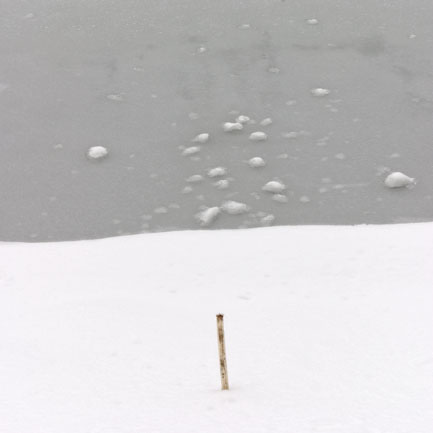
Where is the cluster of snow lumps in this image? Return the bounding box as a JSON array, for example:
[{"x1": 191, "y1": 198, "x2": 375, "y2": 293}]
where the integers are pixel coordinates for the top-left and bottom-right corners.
[
  {"x1": 195, "y1": 206, "x2": 220, "y2": 226},
  {"x1": 311, "y1": 87, "x2": 331, "y2": 97},
  {"x1": 248, "y1": 157, "x2": 266, "y2": 168},
  {"x1": 207, "y1": 167, "x2": 227, "y2": 178},
  {"x1": 249, "y1": 131, "x2": 268, "y2": 141},
  {"x1": 223, "y1": 122, "x2": 243, "y2": 132},
  {"x1": 182, "y1": 146, "x2": 201, "y2": 156},
  {"x1": 384, "y1": 172, "x2": 416, "y2": 188},
  {"x1": 262, "y1": 180, "x2": 286, "y2": 193},
  {"x1": 192, "y1": 133, "x2": 210, "y2": 143},
  {"x1": 260, "y1": 117, "x2": 273, "y2": 126},
  {"x1": 221, "y1": 200, "x2": 250, "y2": 215},
  {"x1": 87, "y1": 146, "x2": 108, "y2": 160}
]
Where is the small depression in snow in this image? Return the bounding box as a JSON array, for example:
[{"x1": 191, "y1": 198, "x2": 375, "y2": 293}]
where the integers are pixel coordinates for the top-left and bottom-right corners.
[{"x1": 0, "y1": 1, "x2": 432, "y2": 241}]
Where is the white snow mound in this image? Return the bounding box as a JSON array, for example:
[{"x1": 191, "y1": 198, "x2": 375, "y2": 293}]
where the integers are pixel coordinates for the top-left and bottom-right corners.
[
  {"x1": 87, "y1": 146, "x2": 108, "y2": 160},
  {"x1": 207, "y1": 167, "x2": 227, "y2": 178},
  {"x1": 221, "y1": 201, "x2": 250, "y2": 215},
  {"x1": 262, "y1": 180, "x2": 286, "y2": 193},
  {"x1": 384, "y1": 172, "x2": 416, "y2": 188},
  {"x1": 195, "y1": 207, "x2": 220, "y2": 226},
  {"x1": 249, "y1": 131, "x2": 268, "y2": 141},
  {"x1": 223, "y1": 122, "x2": 243, "y2": 132},
  {"x1": 192, "y1": 133, "x2": 210, "y2": 143},
  {"x1": 248, "y1": 157, "x2": 266, "y2": 168}
]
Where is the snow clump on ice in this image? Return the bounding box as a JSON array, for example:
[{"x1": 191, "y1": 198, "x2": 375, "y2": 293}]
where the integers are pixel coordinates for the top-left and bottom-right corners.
[
  {"x1": 207, "y1": 167, "x2": 227, "y2": 178},
  {"x1": 260, "y1": 214, "x2": 275, "y2": 226},
  {"x1": 223, "y1": 122, "x2": 243, "y2": 132},
  {"x1": 213, "y1": 179, "x2": 230, "y2": 190},
  {"x1": 260, "y1": 118, "x2": 273, "y2": 126},
  {"x1": 311, "y1": 88, "x2": 331, "y2": 97},
  {"x1": 248, "y1": 157, "x2": 266, "y2": 168},
  {"x1": 262, "y1": 180, "x2": 286, "y2": 193},
  {"x1": 192, "y1": 133, "x2": 210, "y2": 143},
  {"x1": 272, "y1": 194, "x2": 288, "y2": 203},
  {"x1": 87, "y1": 146, "x2": 108, "y2": 160},
  {"x1": 384, "y1": 172, "x2": 415, "y2": 188},
  {"x1": 236, "y1": 115, "x2": 251, "y2": 124},
  {"x1": 249, "y1": 131, "x2": 268, "y2": 141},
  {"x1": 182, "y1": 146, "x2": 201, "y2": 156},
  {"x1": 196, "y1": 207, "x2": 220, "y2": 226},
  {"x1": 221, "y1": 201, "x2": 250, "y2": 215},
  {"x1": 306, "y1": 18, "x2": 319, "y2": 25},
  {"x1": 186, "y1": 174, "x2": 204, "y2": 183}
]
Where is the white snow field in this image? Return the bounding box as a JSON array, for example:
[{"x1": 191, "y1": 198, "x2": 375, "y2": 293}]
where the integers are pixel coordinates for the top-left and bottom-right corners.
[{"x1": 1, "y1": 223, "x2": 432, "y2": 433}]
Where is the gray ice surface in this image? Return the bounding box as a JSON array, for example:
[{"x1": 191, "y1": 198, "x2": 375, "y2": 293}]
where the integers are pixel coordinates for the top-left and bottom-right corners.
[{"x1": 1, "y1": 0, "x2": 432, "y2": 241}]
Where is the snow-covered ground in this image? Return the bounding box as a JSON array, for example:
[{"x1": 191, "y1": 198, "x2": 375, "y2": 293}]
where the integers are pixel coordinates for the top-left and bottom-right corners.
[{"x1": 1, "y1": 223, "x2": 432, "y2": 433}]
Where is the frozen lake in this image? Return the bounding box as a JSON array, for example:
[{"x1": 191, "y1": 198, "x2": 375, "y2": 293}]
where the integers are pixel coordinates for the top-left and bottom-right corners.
[{"x1": 1, "y1": 0, "x2": 432, "y2": 241}]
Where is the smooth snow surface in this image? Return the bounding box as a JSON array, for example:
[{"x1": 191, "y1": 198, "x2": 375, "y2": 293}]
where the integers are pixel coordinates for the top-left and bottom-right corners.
[
  {"x1": 87, "y1": 146, "x2": 108, "y2": 160},
  {"x1": 385, "y1": 172, "x2": 416, "y2": 188},
  {"x1": 1, "y1": 224, "x2": 432, "y2": 433}
]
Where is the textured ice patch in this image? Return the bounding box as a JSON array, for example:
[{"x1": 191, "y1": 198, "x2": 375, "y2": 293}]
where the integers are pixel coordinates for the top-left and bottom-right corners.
[
  {"x1": 249, "y1": 131, "x2": 268, "y2": 141},
  {"x1": 223, "y1": 122, "x2": 243, "y2": 132},
  {"x1": 262, "y1": 181, "x2": 286, "y2": 193},
  {"x1": 192, "y1": 133, "x2": 210, "y2": 143},
  {"x1": 384, "y1": 172, "x2": 415, "y2": 188},
  {"x1": 311, "y1": 88, "x2": 331, "y2": 97},
  {"x1": 87, "y1": 146, "x2": 108, "y2": 160},
  {"x1": 182, "y1": 146, "x2": 201, "y2": 156},
  {"x1": 221, "y1": 201, "x2": 250, "y2": 215},
  {"x1": 248, "y1": 157, "x2": 266, "y2": 168},
  {"x1": 207, "y1": 167, "x2": 227, "y2": 178},
  {"x1": 195, "y1": 207, "x2": 220, "y2": 226}
]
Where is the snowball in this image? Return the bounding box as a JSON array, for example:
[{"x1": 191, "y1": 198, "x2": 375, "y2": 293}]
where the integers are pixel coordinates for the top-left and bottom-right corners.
[
  {"x1": 335, "y1": 153, "x2": 346, "y2": 160},
  {"x1": 186, "y1": 174, "x2": 204, "y2": 183},
  {"x1": 236, "y1": 115, "x2": 251, "y2": 124},
  {"x1": 192, "y1": 133, "x2": 210, "y2": 143},
  {"x1": 221, "y1": 201, "x2": 250, "y2": 215},
  {"x1": 262, "y1": 180, "x2": 286, "y2": 193},
  {"x1": 248, "y1": 157, "x2": 266, "y2": 168},
  {"x1": 299, "y1": 195, "x2": 311, "y2": 203},
  {"x1": 260, "y1": 118, "x2": 273, "y2": 126},
  {"x1": 87, "y1": 146, "x2": 108, "y2": 160},
  {"x1": 182, "y1": 146, "x2": 201, "y2": 156},
  {"x1": 249, "y1": 131, "x2": 268, "y2": 141},
  {"x1": 207, "y1": 167, "x2": 227, "y2": 178},
  {"x1": 196, "y1": 207, "x2": 220, "y2": 226},
  {"x1": 311, "y1": 88, "x2": 331, "y2": 97},
  {"x1": 223, "y1": 122, "x2": 243, "y2": 132},
  {"x1": 306, "y1": 18, "x2": 319, "y2": 25},
  {"x1": 213, "y1": 179, "x2": 230, "y2": 190},
  {"x1": 272, "y1": 194, "x2": 288, "y2": 203},
  {"x1": 154, "y1": 207, "x2": 168, "y2": 214},
  {"x1": 384, "y1": 172, "x2": 415, "y2": 188}
]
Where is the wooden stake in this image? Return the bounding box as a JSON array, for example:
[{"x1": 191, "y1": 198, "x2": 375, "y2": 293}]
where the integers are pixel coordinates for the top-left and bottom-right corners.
[{"x1": 216, "y1": 314, "x2": 229, "y2": 390}]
